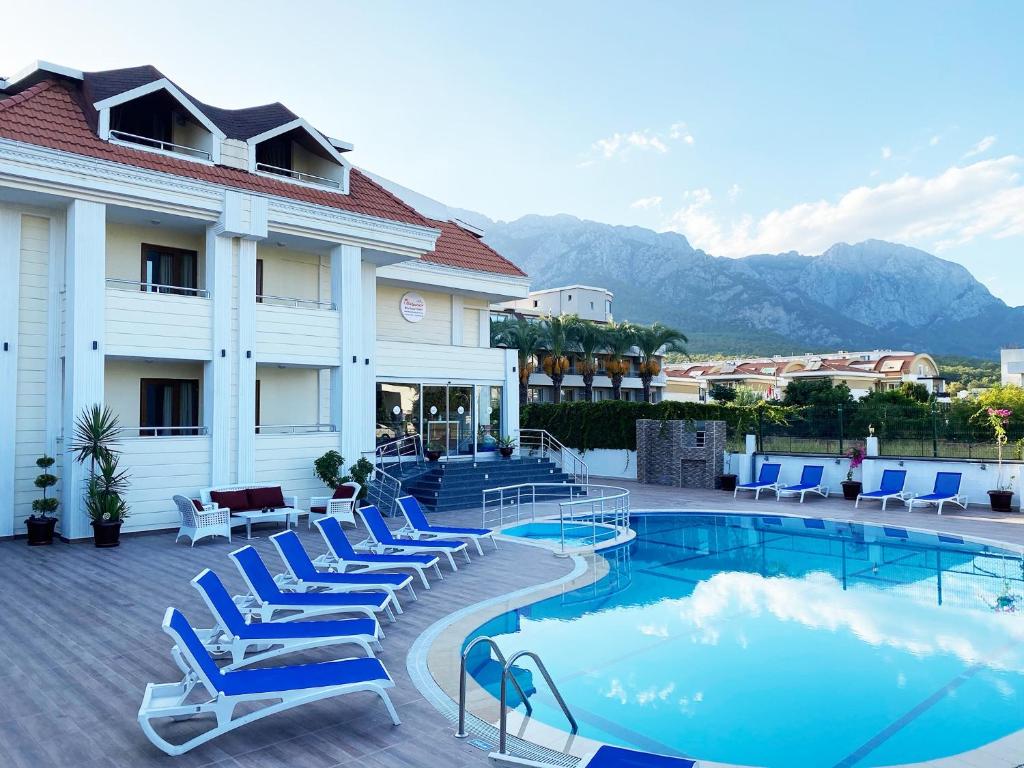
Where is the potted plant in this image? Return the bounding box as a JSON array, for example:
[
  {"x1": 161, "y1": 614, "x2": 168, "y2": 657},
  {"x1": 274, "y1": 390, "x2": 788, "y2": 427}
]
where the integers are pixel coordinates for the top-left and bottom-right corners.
[
  {"x1": 979, "y1": 407, "x2": 1016, "y2": 512},
  {"x1": 841, "y1": 445, "x2": 865, "y2": 500},
  {"x1": 71, "y1": 404, "x2": 130, "y2": 547},
  {"x1": 26, "y1": 454, "x2": 59, "y2": 545},
  {"x1": 314, "y1": 450, "x2": 347, "y2": 489},
  {"x1": 497, "y1": 436, "x2": 517, "y2": 459},
  {"x1": 718, "y1": 453, "x2": 738, "y2": 492},
  {"x1": 425, "y1": 441, "x2": 445, "y2": 462}
]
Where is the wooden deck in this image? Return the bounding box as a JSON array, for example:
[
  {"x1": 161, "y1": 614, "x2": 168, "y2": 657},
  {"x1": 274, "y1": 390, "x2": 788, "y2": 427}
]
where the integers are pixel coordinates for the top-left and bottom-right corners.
[{"x1": 1, "y1": 484, "x2": 1022, "y2": 768}]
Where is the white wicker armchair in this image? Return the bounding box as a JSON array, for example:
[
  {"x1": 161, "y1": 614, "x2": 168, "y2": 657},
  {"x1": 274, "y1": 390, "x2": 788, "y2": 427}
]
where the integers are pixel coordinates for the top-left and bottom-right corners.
[
  {"x1": 173, "y1": 494, "x2": 232, "y2": 546},
  {"x1": 308, "y1": 481, "x2": 361, "y2": 529}
]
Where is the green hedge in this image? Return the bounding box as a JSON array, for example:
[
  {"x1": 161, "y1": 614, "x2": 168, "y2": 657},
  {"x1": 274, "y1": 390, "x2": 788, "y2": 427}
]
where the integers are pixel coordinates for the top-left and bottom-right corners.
[{"x1": 520, "y1": 401, "x2": 769, "y2": 451}]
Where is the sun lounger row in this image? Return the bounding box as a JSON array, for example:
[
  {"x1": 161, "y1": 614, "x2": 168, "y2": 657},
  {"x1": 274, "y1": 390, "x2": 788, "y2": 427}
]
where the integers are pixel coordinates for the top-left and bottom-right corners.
[
  {"x1": 139, "y1": 497, "x2": 496, "y2": 755},
  {"x1": 736, "y1": 463, "x2": 969, "y2": 514}
]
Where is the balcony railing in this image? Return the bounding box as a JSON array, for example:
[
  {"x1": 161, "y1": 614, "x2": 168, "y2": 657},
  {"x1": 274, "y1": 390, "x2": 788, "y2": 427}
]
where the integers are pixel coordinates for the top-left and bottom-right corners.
[
  {"x1": 255, "y1": 162, "x2": 342, "y2": 189},
  {"x1": 256, "y1": 293, "x2": 335, "y2": 310},
  {"x1": 106, "y1": 277, "x2": 210, "y2": 298},
  {"x1": 109, "y1": 130, "x2": 212, "y2": 161},
  {"x1": 255, "y1": 424, "x2": 337, "y2": 435},
  {"x1": 130, "y1": 426, "x2": 209, "y2": 437}
]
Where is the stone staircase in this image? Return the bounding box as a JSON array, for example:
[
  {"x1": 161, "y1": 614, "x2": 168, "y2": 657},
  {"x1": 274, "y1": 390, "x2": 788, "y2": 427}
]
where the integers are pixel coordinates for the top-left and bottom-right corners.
[{"x1": 401, "y1": 456, "x2": 578, "y2": 513}]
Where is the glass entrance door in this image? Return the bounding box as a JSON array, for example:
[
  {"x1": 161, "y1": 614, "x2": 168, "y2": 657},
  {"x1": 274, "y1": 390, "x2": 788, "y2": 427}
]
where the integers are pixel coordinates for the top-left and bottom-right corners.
[{"x1": 448, "y1": 385, "x2": 474, "y2": 457}]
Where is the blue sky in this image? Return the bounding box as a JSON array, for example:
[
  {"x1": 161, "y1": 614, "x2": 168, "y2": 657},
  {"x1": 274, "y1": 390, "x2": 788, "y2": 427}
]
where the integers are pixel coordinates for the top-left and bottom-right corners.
[{"x1": 4, "y1": 0, "x2": 1023, "y2": 303}]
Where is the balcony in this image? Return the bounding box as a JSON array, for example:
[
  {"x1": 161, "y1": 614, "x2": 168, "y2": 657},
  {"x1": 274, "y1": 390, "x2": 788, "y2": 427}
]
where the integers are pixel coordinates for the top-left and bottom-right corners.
[
  {"x1": 105, "y1": 279, "x2": 212, "y2": 360},
  {"x1": 255, "y1": 298, "x2": 339, "y2": 366},
  {"x1": 109, "y1": 130, "x2": 212, "y2": 161},
  {"x1": 256, "y1": 162, "x2": 342, "y2": 189}
]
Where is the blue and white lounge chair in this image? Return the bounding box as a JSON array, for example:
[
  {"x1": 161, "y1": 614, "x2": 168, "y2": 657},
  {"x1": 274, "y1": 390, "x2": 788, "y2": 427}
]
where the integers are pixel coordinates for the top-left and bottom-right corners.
[
  {"x1": 579, "y1": 745, "x2": 696, "y2": 767},
  {"x1": 270, "y1": 530, "x2": 416, "y2": 609},
  {"x1": 357, "y1": 505, "x2": 471, "y2": 571},
  {"x1": 396, "y1": 495, "x2": 497, "y2": 556},
  {"x1": 907, "y1": 472, "x2": 968, "y2": 515},
  {"x1": 190, "y1": 568, "x2": 380, "y2": 668},
  {"x1": 314, "y1": 516, "x2": 443, "y2": 589},
  {"x1": 229, "y1": 545, "x2": 396, "y2": 625},
  {"x1": 855, "y1": 469, "x2": 912, "y2": 511},
  {"x1": 775, "y1": 465, "x2": 829, "y2": 503},
  {"x1": 734, "y1": 462, "x2": 782, "y2": 500},
  {"x1": 138, "y1": 608, "x2": 399, "y2": 756}
]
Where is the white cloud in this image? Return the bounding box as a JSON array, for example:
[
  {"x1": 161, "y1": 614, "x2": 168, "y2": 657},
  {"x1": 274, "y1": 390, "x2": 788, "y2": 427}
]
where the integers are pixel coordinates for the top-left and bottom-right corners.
[
  {"x1": 929, "y1": 135, "x2": 941, "y2": 147},
  {"x1": 669, "y1": 122, "x2": 695, "y2": 145},
  {"x1": 588, "y1": 121, "x2": 694, "y2": 161},
  {"x1": 630, "y1": 195, "x2": 663, "y2": 209},
  {"x1": 964, "y1": 135, "x2": 996, "y2": 158},
  {"x1": 661, "y1": 156, "x2": 1024, "y2": 257},
  {"x1": 727, "y1": 183, "x2": 741, "y2": 202},
  {"x1": 881, "y1": 146, "x2": 893, "y2": 160}
]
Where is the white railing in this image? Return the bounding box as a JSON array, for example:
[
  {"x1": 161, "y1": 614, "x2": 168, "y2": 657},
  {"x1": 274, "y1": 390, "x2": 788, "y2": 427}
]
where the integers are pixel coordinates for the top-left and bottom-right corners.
[
  {"x1": 106, "y1": 277, "x2": 210, "y2": 298},
  {"x1": 128, "y1": 425, "x2": 209, "y2": 437},
  {"x1": 518, "y1": 428, "x2": 588, "y2": 485},
  {"x1": 256, "y1": 162, "x2": 343, "y2": 189},
  {"x1": 109, "y1": 130, "x2": 212, "y2": 160},
  {"x1": 256, "y1": 293, "x2": 336, "y2": 310},
  {"x1": 482, "y1": 481, "x2": 630, "y2": 555},
  {"x1": 255, "y1": 424, "x2": 336, "y2": 435},
  {"x1": 367, "y1": 434, "x2": 423, "y2": 473}
]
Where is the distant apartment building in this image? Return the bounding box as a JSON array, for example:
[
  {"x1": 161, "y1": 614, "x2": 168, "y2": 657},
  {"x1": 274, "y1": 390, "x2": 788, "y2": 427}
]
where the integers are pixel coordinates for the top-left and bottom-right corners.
[
  {"x1": 494, "y1": 285, "x2": 666, "y2": 402},
  {"x1": 665, "y1": 350, "x2": 945, "y2": 402},
  {"x1": 1001, "y1": 347, "x2": 1024, "y2": 386}
]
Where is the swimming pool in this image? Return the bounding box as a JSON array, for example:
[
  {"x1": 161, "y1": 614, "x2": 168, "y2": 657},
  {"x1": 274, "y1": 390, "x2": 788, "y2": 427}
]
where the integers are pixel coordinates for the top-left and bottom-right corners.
[
  {"x1": 465, "y1": 513, "x2": 1024, "y2": 767},
  {"x1": 501, "y1": 521, "x2": 620, "y2": 545}
]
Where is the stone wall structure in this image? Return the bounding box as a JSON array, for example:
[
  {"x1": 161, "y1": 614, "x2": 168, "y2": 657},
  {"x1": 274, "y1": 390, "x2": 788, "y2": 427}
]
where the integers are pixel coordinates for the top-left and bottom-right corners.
[{"x1": 636, "y1": 419, "x2": 726, "y2": 488}]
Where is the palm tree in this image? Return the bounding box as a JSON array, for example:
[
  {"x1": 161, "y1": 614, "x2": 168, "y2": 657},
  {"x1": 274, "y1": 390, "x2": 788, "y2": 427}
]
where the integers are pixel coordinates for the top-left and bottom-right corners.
[
  {"x1": 539, "y1": 314, "x2": 573, "y2": 403},
  {"x1": 567, "y1": 317, "x2": 606, "y2": 402},
  {"x1": 603, "y1": 322, "x2": 637, "y2": 400},
  {"x1": 633, "y1": 322, "x2": 688, "y2": 403},
  {"x1": 491, "y1": 316, "x2": 543, "y2": 406}
]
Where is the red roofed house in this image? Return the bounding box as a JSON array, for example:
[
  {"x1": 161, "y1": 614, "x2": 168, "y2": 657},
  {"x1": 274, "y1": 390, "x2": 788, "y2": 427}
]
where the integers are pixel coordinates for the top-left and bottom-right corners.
[{"x1": 0, "y1": 61, "x2": 529, "y2": 539}]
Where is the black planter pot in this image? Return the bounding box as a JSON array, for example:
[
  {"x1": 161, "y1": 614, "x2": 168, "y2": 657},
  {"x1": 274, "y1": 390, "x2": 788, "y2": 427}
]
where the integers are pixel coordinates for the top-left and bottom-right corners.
[
  {"x1": 425, "y1": 450, "x2": 442, "y2": 462},
  {"x1": 25, "y1": 516, "x2": 57, "y2": 546},
  {"x1": 988, "y1": 490, "x2": 1014, "y2": 513},
  {"x1": 499, "y1": 447, "x2": 515, "y2": 459},
  {"x1": 841, "y1": 481, "x2": 863, "y2": 501},
  {"x1": 92, "y1": 520, "x2": 122, "y2": 548},
  {"x1": 719, "y1": 474, "x2": 738, "y2": 492}
]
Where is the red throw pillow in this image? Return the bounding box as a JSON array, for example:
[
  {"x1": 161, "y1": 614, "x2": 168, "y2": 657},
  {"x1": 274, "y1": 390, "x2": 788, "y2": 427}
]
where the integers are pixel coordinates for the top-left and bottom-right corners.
[
  {"x1": 210, "y1": 489, "x2": 249, "y2": 512},
  {"x1": 248, "y1": 486, "x2": 286, "y2": 509},
  {"x1": 191, "y1": 498, "x2": 205, "y2": 512},
  {"x1": 332, "y1": 485, "x2": 357, "y2": 500}
]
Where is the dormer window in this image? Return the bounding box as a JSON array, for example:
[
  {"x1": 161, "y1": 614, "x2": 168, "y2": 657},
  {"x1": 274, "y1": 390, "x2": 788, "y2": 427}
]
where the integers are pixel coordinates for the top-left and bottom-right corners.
[
  {"x1": 95, "y1": 78, "x2": 223, "y2": 163},
  {"x1": 249, "y1": 120, "x2": 349, "y2": 192}
]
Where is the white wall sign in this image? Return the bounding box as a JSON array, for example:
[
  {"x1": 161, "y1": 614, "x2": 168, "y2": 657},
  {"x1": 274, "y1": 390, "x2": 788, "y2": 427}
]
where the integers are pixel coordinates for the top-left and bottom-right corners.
[{"x1": 400, "y1": 292, "x2": 426, "y2": 323}]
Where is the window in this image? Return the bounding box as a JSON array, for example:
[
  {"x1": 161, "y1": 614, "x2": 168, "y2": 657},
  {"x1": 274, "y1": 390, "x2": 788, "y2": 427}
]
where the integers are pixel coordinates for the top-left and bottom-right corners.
[
  {"x1": 532, "y1": 300, "x2": 538, "y2": 307},
  {"x1": 256, "y1": 135, "x2": 293, "y2": 174},
  {"x1": 567, "y1": 294, "x2": 573, "y2": 301},
  {"x1": 256, "y1": 258, "x2": 264, "y2": 303},
  {"x1": 141, "y1": 244, "x2": 198, "y2": 295},
  {"x1": 140, "y1": 379, "x2": 199, "y2": 436},
  {"x1": 255, "y1": 379, "x2": 261, "y2": 434},
  {"x1": 590, "y1": 301, "x2": 595, "y2": 310}
]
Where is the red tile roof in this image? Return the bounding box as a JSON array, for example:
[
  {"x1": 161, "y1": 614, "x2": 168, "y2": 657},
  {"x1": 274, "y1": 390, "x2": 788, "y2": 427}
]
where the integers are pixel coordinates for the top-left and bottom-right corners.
[
  {"x1": 0, "y1": 80, "x2": 431, "y2": 227},
  {"x1": 422, "y1": 219, "x2": 526, "y2": 277}
]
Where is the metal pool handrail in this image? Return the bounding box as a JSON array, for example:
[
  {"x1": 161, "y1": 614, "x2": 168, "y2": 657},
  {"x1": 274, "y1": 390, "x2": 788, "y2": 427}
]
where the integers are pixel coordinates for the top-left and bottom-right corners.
[
  {"x1": 498, "y1": 650, "x2": 577, "y2": 755},
  {"x1": 454, "y1": 636, "x2": 533, "y2": 739}
]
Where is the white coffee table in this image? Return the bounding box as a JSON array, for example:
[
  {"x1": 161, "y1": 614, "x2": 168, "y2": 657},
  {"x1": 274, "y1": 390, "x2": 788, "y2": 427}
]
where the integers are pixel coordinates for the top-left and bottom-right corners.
[{"x1": 230, "y1": 508, "x2": 301, "y2": 539}]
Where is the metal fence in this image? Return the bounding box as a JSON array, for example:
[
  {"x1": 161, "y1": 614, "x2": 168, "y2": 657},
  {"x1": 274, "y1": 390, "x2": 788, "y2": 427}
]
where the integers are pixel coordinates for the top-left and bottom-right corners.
[{"x1": 757, "y1": 403, "x2": 1023, "y2": 459}]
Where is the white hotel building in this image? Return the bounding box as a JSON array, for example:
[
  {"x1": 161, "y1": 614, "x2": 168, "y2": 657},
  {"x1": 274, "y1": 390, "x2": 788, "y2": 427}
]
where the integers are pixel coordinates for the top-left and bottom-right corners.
[{"x1": 0, "y1": 62, "x2": 529, "y2": 540}]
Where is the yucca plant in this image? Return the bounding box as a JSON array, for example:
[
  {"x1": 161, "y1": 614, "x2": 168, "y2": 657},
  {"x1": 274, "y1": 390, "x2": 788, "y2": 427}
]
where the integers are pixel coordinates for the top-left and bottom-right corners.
[
  {"x1": 491, "y1": 316, "x2": 544, "y2": 405},
  {"x1": 633, "y1": 322, "x2": 688, "y2": 402},
  {"x1": 84, "y1": 452, "x2": 131, "y2": 524},
  {"x1": 603, "y1": 322, "x2": 637, "y2": 400},
  {"x1": 567, "y1": 317, "x2": 606, "y2": 402},
  {"x1": 72, "y1": 405, "x2": 130, "y2": 542},
  {"x1": 540, "y1": 314, "x2": 573, "y2": 403},
  {"x1": 71, "y1": 404, "x2": 121, "y2": 477}
]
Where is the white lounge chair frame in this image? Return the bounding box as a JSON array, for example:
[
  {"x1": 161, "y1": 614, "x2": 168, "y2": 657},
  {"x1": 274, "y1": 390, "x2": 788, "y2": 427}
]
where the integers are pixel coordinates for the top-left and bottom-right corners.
[
  {"x1": 173, "y1": 494, "x2": 231, "y2": 546},
  {"x1": 138, "y1": 608, "x2": 399, "y2": 756},
  {"x1": 395, "y1": 495, "x2": 497, "y2": 556},
  {"x1": 312, "y1": 517, "x2": 443, "y2": 589},
  {"x1": 907, "y1": 492, "x2": 969, "y2": 515}
]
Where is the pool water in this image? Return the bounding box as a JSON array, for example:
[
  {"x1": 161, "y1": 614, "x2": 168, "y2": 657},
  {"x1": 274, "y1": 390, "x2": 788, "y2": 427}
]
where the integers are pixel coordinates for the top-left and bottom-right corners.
[
  {"x1": 501, "y1": 521, "x2": 619, "y2": 545},
  {"x1": 466, "y1": 513, "x2": 1024, "y2": 767}
]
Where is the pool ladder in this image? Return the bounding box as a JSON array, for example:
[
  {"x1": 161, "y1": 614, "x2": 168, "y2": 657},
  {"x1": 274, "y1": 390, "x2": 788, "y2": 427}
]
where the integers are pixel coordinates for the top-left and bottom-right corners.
[{"x1": 456, "y1": 636, "x2": 579, "y2": 756}]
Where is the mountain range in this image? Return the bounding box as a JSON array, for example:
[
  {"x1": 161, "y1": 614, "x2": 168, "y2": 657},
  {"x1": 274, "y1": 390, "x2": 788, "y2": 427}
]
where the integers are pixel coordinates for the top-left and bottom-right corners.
[{"x1": 478, "y1": 214, "x2": 1024, "y2": 359}]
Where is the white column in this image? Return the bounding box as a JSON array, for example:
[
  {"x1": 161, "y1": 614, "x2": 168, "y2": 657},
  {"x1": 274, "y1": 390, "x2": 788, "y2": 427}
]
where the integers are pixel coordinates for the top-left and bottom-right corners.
[
  {"x1": 331, "y1": 245, "x2": 376, "y2": 465},
  {"x1": 236, "y1": 238, "x2": 257, "y2": 482},
  {"x1": 502, "y1": 348, "x2": 520, "y2": 446},
  {"x1": 0, "y1": 208, "x2": 21, "y2": 538},
  {"x1": 63, "y1": 200, "x2": 106, "y2": 540},
  {"x1": 205, "y1": 227, "x2": 233, "y2": 485}
]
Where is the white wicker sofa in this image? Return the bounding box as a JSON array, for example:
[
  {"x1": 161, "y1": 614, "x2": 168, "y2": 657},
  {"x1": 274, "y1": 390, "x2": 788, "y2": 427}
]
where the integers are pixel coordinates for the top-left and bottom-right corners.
[{"x1": 199, "y1": 482, "x2": 302, "y2": 535}]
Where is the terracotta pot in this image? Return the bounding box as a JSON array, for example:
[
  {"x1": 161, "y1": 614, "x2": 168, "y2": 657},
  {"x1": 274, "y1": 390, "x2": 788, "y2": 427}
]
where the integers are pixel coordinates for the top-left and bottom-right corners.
[
  {"x1": 92, "y1": 520, "x2": 122, "y2": 548},
  {"x1": 719, "y1": 474, "x2": 738, "y2": 492},
  {"x1": 26, "y1": 516, "x2": 57, "y2": 546},
  {"x1": 499, "y1": 447, "x2": 515, "y2": 458},
  {"x1": 988, "y1": 490, "x2": 1014, "y2": 513},
  {"x1": 841, "y1": 481, "x2": 863, "y2": 501}
]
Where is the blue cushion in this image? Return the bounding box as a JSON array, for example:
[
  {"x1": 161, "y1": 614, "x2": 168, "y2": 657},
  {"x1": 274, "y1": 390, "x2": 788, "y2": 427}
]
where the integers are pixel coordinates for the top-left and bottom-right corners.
[
  {"x1": 317, "y1": 517, "x2": 437, "y2": 565},
  {"x1": 799, "y1": 465, "x2": 824, "y2": 485},
  {"x1": 265, "y1": 590, "x2": 391, "y2": 609},
  {"x1": 587, "y1": 745, "x2": 696, "y2": 768},
  {"x1": 878, "y1": 470, "x2": 907, "y2": 493},
  {"x1": 933, "y1": 472, "x2": 962, "y2": 497},
  {"x1": 219, "y1": 656, "x2": 390, "y2": 696},
  {"x1": 361, "y1": 506, "x2": 463, "y2": 549},
  {"x1": 420, "y1": 525, "x2": 491, "y2": 536},
  {"x1": 239, "y1": 617, "x2": 377, "y2": 641},
  {"x1": 298, "y1": 571, "x2": 409, "y2": 588}
]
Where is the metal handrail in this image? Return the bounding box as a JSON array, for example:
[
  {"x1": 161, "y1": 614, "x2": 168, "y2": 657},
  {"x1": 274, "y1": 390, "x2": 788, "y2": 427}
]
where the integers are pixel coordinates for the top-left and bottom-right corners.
[
  {"x1": 256, "y1": 293, "x2": 336, "y2": 310},
  {"x1": 106, "y1": 277, "x2": 210, "y2": 298},
  {"x1": 256, "y1": 162, "x2": 343, "y2": 189},
  {"x1": 367, "y1": 433, "x2": 423, "y2": 476},
  {"x1": 128, "y1": 426, "x2": 209, "y2": 437},
  {"x1": 255, "y1": 423, "x2": 336, "y2": 435},
  {"x1": 498, "y1": 650, "x2": 577, "y2": 754},
  {"x1": 455, "y1": 636, "x2": 533, "y2": 739},
  {"x1": 518, "y1": 428, "x2": 589, "y2": 485},
  {"x1": 109, "y1": 130, "x2": 212, "y2": 160}
]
